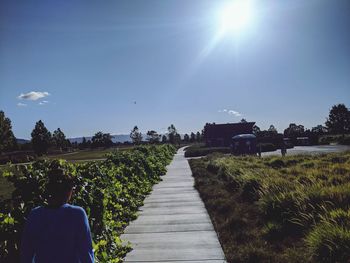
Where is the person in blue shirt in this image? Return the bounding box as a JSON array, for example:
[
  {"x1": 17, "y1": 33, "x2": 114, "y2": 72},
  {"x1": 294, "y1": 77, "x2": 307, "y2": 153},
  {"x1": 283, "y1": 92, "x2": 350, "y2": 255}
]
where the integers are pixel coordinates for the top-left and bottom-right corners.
[{"x1": 21, "y1": 168, "x2": 94, "y2": 263}]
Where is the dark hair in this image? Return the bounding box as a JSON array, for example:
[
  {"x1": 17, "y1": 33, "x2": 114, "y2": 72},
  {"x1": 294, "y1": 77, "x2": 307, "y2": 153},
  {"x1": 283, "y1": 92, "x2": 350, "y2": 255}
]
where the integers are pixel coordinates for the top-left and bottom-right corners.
[{"x1": 46, "y1": 168, "x2": 75, "y2": 199}]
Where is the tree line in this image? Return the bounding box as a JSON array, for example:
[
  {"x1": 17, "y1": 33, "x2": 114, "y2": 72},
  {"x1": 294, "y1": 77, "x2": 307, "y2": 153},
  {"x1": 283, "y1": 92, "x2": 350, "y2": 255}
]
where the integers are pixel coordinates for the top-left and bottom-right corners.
[
  {"x1": 1, "y1": 103, "x2": 348, "y2": 156},
  {"x1": 0, "y1": 111, "x2": 203, "y2": 156},
  {"x1": 251, "y1": 103, "x2": 350, "y2": 144}
]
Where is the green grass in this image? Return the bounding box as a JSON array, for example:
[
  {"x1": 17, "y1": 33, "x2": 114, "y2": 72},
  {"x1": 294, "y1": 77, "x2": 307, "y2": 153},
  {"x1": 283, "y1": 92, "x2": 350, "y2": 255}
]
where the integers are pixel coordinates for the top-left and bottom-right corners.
[
  {"x1": 41, "y1": 146, "x2": 133, "y2": 161},
  {"x1": 189, "y1": 151, "x2": 350, "y2": 262}
]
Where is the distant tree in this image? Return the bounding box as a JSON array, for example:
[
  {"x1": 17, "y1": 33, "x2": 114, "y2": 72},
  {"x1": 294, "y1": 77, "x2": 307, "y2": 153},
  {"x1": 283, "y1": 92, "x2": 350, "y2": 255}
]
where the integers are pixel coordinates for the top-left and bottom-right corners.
[
  {"x1": 130, "y1": 126, "x2": 143, "y2": 145},
  {"x1": 92, "y1": 132, "x2": 103, "y2": 148},
  {"x1": 161, "y1": 135, "x2": 167, "y2": 143},
  {"x1": 146, "y1": 130, "x2": 160, "y2": 143},
  {"x1": 174, "y1": 134, "x2": 182, "y2": 145},
  {"x1": 190, "y1": 132, "x2": 196, "y2": 142},
  {"x1": 268, "y1": 125, "x2": 278, "y2": 134},
  {"x1": 167, "y1": 124, "x2": 178, "y2": 144},
  {"x1": 196, "y1": 131, "x2": 201, "y2": 142},
  {"x1": 311, "y1": 125, "x2": 328, "y2": 135},
  {"x1": 240, "y1": 118, "x2": 247, "y2": 123},
  {"x1": 325, "y1": 104, "x2": 350, "y2": 135},
  {"x1": 79, "y1": 137, "x2": 87, "y2": 149},
  {"x1": 102, "y1": 133, "x2": 113, "y2": 147},
  {"x1": 252, "y1": 125, "x2": 261, "y2": 136},
  {"x1": 92, "y1": 132, "x2": 113, "y2": 148},
  {"x1": 31, "y1": 120, "x2": 52, "y2": 155},
  {"x1": 183, "y1": 134, "x2": 190, "y2": 143},
  {"x1": 284, "y1": 123, "x2": 305, "y2": 138},
  {"x1": 52, "y1": 128, "x2": 67, "y2": 151},
  {"x1": 0, "y1": 111, "x2": 17, "y2": 153}
]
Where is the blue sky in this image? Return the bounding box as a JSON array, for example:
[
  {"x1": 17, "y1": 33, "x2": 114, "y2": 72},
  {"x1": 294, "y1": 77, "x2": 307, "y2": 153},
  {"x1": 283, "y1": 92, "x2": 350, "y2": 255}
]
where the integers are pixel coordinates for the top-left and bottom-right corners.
[{"x1": 1, "y1": 0, "x2": 349, "y2": 139}]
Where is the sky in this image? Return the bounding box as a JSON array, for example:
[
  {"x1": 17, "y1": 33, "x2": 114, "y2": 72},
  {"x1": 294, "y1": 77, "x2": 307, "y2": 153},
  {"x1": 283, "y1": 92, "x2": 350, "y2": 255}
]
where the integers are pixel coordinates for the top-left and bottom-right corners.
[{"x1": 1, "y1": 0, "x2": 349, "y2": 139}]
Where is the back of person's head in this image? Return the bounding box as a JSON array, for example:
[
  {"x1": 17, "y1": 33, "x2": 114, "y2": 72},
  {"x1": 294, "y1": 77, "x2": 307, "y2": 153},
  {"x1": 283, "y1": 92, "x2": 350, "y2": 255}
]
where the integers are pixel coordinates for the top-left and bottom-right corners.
[{"x1": 46, "y1": 166, "x2": 75, "y2": 205}]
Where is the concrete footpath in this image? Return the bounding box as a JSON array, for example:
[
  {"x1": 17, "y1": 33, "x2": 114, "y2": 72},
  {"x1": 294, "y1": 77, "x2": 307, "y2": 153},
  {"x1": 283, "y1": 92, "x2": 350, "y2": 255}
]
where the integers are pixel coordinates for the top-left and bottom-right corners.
[{"x1": 121, "y1": 147, "x2": 226, "y2": 263}]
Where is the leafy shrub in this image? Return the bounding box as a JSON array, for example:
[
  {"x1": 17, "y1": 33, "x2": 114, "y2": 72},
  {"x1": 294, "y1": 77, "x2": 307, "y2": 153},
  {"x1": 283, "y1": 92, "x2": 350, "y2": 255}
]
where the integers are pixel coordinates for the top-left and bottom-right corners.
[{"x1": 0, "y1": 145, "x2": 176, "y2": 262}]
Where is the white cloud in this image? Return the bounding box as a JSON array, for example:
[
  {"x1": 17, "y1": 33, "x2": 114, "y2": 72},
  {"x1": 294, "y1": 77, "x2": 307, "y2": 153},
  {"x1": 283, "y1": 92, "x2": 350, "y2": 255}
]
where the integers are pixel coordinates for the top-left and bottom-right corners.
[
  {"x1": 218, "y1": 109, "x2": 242, "y2": 117},
  {"x1": 18, "y1": 91, "x2": 50, "y2": 101},
  {"x1": 38, "y1": 100, "x2": 49, "y2": 105},
  {"x1": 17, "y1": 102, "x2": 27, "y2": 107},
  {"x1": 228, "y1": 110, "x2": 242, "y2": 117}
]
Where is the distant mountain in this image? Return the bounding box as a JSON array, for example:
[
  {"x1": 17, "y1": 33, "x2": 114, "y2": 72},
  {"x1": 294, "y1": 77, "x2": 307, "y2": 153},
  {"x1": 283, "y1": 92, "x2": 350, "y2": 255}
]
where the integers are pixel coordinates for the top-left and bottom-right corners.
[
  {"x1": 68, "y1": 134, "x2": 132, "y2": 144},
  {"x1": 16, "y1": 138, "x2": 30, "y2": 144}
]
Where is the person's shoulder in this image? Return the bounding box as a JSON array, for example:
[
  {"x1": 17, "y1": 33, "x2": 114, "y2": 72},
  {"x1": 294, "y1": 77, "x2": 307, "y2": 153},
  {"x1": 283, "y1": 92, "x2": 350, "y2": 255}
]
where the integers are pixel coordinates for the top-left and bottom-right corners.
[
  {"x1": 64, "y1": 204, "x2": 87, "y2": 217},
  {"x1": 26, "y1": 206, "x2": 44, "y2": 222},
  {"x1": 29, "y1": 206, "x2": 44, "y2": 215}
]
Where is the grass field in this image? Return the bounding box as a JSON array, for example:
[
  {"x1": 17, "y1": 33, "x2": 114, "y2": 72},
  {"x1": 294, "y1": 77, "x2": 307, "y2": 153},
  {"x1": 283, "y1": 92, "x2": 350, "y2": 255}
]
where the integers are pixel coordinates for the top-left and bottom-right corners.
[
  {"x1": 189, "y1": 152, "x2": 350, "y2": 262},
  {"x1": 41, "y1": 146, "x2": 133, "y2": 162}
]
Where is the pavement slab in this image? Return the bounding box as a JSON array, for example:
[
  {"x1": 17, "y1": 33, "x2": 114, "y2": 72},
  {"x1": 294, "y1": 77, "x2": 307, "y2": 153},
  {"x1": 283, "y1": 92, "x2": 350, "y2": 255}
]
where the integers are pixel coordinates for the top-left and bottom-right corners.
[{"x1": 121, "y1": 147, "x2": 226, "y2": 262}]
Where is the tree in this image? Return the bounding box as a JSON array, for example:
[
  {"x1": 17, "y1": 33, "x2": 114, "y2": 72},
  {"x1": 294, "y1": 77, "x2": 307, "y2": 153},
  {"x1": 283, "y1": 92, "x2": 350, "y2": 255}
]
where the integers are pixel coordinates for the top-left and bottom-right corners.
[
  {"x1": 52, "y1": 128, "x2": 67, "y2": 151},
  {"x1": 31, "y1": 120, "x2": 52, "y2": 155},
  {"x1": 190, "y1": 132, "x2": 196, "y2": 142},
  {"x1": 174, "y1": 134, "x2": 182, "y2": 145},
  {"x1": 252, "y1": 125, "x2": 261, "y2": 136},
  {"x1": 0, "y1": 111, "x2": 17, "y2": 153},
  {"x1": 79, "y1": 137, "x2": 87, "y2": 149},
  {"x1": 284, "y1": 123, "x2": 305, "y2": 138},
  {"x1": 196, "y1": 131, "x2": 201, "y2": 142},
  {"x1": 268, "y1": 125, "x2": 278, "y2": 134},
  {"x1": 161, "y1": 135, "x2": 167, "y2": 143},
  {"x1": 146, "y1": 130, "x2": 160, "y2": 143},
  {"x1": 91, "y1": 132, "x2": 113, "y2": 148},
  {"x1": 325, "y1": 104, "x2": 350, "y2": 135},
  {"x1": 167, "y1": 124, "x2": 178, "y2": 144},
  {"x1": 102, "y1": 133, "x2": 113, "y2": 147},
  {"x1": 130, "y1": 126, "x2": 143, "y2": 145},
  {"x1": 311, "y1": 125, "x2": 328, "y2": 135},
  {"x1": 183, "y1": 134, "x2": 190, "y2": 142}
]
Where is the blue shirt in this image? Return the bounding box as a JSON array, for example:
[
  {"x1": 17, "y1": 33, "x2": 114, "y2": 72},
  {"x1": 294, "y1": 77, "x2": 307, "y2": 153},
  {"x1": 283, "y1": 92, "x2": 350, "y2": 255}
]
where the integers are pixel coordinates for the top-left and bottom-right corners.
[{"x1": 21, "y1": 204, "x2": 94, "y2": 263}]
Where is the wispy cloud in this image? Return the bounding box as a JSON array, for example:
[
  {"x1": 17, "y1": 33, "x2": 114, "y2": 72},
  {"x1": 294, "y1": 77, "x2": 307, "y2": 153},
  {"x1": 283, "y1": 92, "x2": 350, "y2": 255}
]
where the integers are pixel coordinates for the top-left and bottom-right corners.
[
  {"x1": 18, "y1": 91, "x2": 50, "y2": 101},
  {"x1": 218, "y1": 109, "x2": 242, "y2": 117},
  {"x1": 228, "y1": 110, "x2": 242, "y2": 117},
  {"x1": 17, "y1": 102, "x2": 27, "y2": 107},
  {"x1": 38, "y1": 100, "x2": 49, "y2": 105}
]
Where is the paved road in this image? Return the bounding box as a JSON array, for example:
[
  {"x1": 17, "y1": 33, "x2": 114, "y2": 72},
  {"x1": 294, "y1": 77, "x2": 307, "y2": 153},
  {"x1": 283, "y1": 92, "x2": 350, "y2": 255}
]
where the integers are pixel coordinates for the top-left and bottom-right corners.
[
  {"x1": 121, "y1": 147, "x2": 226, "y2": 263},
  {"x1": 262, "y1": 145, "x2": 350, "y2": 157}
]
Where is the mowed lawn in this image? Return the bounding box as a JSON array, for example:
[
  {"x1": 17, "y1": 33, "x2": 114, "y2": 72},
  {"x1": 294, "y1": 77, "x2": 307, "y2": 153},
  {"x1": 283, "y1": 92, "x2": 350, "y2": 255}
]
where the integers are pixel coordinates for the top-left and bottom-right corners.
[
  {"x1": 41, "y1": 146, "x2": 133, "y2": 162},
  {"x1": 189, "y1": 151, "x2": 350, "y2": 263}
]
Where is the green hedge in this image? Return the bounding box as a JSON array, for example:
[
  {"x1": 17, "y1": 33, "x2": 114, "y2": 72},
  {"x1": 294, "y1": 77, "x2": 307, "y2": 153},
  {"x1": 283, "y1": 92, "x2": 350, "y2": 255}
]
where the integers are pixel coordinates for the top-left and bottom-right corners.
[{"x1": 0, "y1": 144, "x2": 176, "y2": 262}]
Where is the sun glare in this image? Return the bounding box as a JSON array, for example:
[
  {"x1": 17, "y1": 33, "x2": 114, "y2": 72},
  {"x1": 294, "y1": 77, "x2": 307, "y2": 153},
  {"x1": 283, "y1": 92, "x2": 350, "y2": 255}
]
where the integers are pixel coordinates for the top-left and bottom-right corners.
[{"x1": 218, "y1": 0, "x2": 253, "y2": 35}]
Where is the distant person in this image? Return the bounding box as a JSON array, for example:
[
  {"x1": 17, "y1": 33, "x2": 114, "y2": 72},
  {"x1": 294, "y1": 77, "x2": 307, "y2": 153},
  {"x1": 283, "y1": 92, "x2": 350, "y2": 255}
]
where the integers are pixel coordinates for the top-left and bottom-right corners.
[{"x1": 21, "y1": 168, "x2": 94, "y2": 263}]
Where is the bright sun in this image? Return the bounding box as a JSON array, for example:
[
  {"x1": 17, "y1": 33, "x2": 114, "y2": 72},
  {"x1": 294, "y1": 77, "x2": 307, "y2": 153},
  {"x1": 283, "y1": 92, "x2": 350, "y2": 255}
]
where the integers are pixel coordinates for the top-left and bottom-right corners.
[{"x1": 218, "y1": 0, "x2": 253, "y2": 35}]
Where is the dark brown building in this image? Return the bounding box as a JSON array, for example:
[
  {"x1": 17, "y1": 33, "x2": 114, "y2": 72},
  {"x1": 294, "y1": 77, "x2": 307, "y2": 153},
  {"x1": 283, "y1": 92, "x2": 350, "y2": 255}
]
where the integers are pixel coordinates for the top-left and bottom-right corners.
[{"x1": 203, "y1": 122, "x2": 255, "y2": 147}]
